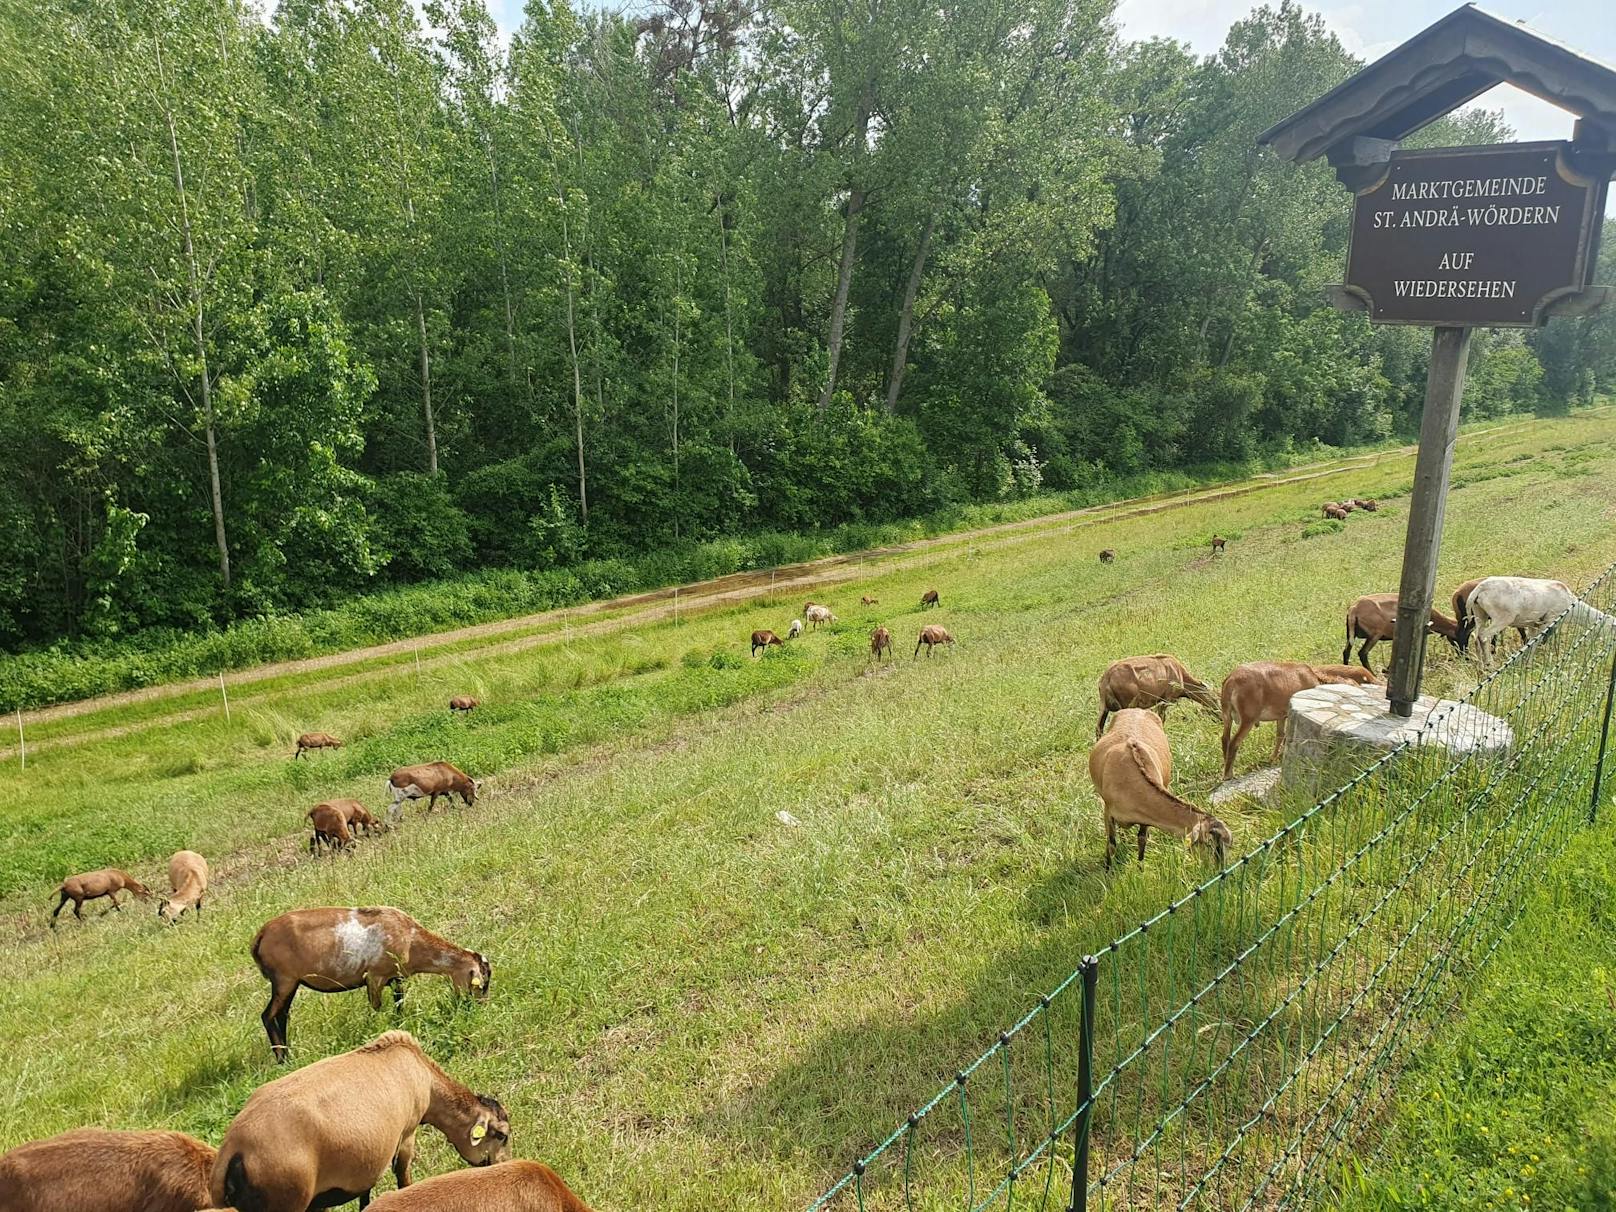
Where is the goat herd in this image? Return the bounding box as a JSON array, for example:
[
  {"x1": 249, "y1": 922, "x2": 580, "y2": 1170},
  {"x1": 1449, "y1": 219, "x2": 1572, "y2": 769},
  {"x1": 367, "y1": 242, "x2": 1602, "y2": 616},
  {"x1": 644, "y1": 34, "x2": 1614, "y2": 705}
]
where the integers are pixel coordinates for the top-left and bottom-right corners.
[{"x1": 6, "y1": 543, "x2": 1605, "y2": 1212}]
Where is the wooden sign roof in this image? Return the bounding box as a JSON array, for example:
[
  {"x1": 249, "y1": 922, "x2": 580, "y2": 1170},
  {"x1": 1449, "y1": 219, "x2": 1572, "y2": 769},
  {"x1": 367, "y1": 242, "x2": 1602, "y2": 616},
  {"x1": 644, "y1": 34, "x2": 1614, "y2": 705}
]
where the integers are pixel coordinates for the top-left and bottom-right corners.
[{"x1": 1258, "y1": 4, "x2": 1616, "y2": 165}]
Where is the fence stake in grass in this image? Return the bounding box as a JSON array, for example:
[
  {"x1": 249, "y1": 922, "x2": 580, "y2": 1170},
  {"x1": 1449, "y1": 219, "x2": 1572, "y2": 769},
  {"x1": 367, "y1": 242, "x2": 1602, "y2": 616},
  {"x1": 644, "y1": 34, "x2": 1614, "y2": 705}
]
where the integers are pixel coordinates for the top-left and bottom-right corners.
[
  {"x1": 218, "y1": 671, "x2": 230, "y2": 723},
  {"x1": 1591, "y1": 635, "x2": 1616, "y2": 823},
  {"x1": 14, "y1": 707, "x2": 23, "y2": 771},
  {"x1": 1070, "y1": 956, "x2": 1098, "y2": 1212}
]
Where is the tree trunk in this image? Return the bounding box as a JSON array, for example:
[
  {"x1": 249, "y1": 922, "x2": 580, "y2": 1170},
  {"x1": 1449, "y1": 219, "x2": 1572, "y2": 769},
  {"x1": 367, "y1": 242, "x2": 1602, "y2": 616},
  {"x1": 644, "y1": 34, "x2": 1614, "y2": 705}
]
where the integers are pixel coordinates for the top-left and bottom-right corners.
[
  {"x1": 413, "y1": 291, "x2": 438, "y2": 476},
  {"x1": 158, "y1": 39, "x2": 230, "y2": 590},
  {"x1": 818, "y1": 97, "x2": 872, "y2": 412},
  {"x1": 884, "y1": 213, "x2": 934, "y2": 413}
]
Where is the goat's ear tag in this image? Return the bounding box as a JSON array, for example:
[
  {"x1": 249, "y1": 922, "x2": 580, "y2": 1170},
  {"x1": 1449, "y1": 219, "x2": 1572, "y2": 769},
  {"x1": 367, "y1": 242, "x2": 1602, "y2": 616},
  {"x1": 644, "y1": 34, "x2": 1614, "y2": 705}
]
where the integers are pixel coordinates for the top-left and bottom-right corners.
[{"x1": 470, "y1": 1122, "x2": 487, "y2": 1144}]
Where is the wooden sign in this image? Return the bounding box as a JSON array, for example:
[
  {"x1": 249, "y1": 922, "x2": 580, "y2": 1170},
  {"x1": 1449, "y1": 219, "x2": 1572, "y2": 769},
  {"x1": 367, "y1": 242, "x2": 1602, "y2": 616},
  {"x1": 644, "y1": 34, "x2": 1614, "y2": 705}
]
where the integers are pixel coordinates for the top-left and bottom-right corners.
[{"x1": 1343, "y1": 141, "x2": 1607, "y2": 327}]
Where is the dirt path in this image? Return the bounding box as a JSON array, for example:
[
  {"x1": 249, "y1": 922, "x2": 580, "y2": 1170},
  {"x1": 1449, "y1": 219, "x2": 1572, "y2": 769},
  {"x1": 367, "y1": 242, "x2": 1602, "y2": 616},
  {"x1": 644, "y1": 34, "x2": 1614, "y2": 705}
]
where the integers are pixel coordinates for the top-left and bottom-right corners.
[{"x1": 7, "y1": 420, "x2": 1537, "y2": 759}]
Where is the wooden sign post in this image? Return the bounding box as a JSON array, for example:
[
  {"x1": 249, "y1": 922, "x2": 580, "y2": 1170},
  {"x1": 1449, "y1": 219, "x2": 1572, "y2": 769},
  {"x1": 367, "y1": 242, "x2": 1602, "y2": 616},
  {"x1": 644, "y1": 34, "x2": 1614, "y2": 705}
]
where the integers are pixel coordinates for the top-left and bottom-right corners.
[{"x1": 1259, "y1": 6, "x2": 1616, "y2": 718}]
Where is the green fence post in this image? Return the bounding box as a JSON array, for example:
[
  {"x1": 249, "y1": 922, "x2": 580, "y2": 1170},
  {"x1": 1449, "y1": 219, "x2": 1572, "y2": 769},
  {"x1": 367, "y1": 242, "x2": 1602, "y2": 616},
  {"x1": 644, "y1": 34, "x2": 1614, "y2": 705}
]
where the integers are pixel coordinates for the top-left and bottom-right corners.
[
  {"x1": 1591, "y1": 640, "x2": 1616, "y2": 823},
  {"x1": 1070, "y1": 957, "x2": 1098, "y2": 1212}
]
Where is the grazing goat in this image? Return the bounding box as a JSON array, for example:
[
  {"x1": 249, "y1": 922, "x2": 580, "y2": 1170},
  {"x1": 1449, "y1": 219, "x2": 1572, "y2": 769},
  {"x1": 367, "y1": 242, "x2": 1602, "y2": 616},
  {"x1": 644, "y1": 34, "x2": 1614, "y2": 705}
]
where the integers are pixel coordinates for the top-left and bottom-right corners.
[
  {"x1": 751, "y1": 629, "x2": 783, "y2": 656},
  {"x1": 806, "y1": 604, "x2": 836, "y2": 629},
  {"x1": 787, "y1": 619, "x2": 804, "y2": 639},
  {"x1": 1095, "y1": 654, "x2": 1218, "y2": 739},
  {"x1": 860, "y1": 595, "x2": 879, "y2": 606},
  {"x1": 158, "y1": 850, "x2": 208, "y2": 923},
  {"x1": 1341, "y1": 593, "x2": 1461, "y2": 672},
  {"x1": 1089, "y1": 709, "x2": 1231, "y2": 868},
  {"x1": 1452, "y1": 576, "x2": 1528, "y2": 656},
  {"x1": 308, "y1": 802, "x2": 358, "y2": 855},
  {"x1": 870, "y1": 626, "x2": 893, "y2": 661},
  {"x1": 252, "y1": 906, "x2": 491, "y2": 1061},
  {"x1": 1209, "y1": 536, "x2": 1227, "y2": 554},
  {"x1": 294, "y1": 732, "x2": 343, "y2": 759},
  {"x1": 920, "y1": 588, "x2": 940, "y2": 608},
  {"x1": 1098, "y1": 549, "x2": 1115, "y2": 564},
  {"x1": 1323, "y1": 503, "x2": 1349, "y2": 521},
  {"x1": 387, "y1": 761, "x2": 479, "y2": 823},
  {"x1": 50, "y1": 868, "x2": 150, "y2": 926},
  {"x1": 1467, "y1": 576, "x2": 1616, "y2": 671},
  {"x1": 366, "y1": 1160, "x2": 595, "y2": 1212},
  {"x1": 914, "y1": 624, "x2": 954, "y2": 658},
  {"x1": 449, "y1": 696, "x2": 479, "y2": 713},
  {"x1": 1220, "y1": 661, "x2": 1379, "y2": 779},
  {"x1": 315, "y1": 797, "x2": 382, "y2": 837},
  {"x1": 0, "y1": 1128, "x2": 217, "y2": 1212},
  {"x1": 211, "y1": 1031, "x2": 510, "y2": 1212}
]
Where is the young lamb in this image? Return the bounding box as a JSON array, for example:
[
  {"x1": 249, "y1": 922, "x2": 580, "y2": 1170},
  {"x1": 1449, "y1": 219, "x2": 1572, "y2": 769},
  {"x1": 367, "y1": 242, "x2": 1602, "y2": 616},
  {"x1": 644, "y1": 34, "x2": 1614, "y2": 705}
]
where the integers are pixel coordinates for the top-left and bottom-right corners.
[
  {"x1": 1089, "y1": 709, "x2": 1232, "y2": 868},
  {"x1": 449, "y1": 696, "x2": 479, "y2": 713},
  {"x1": 751, "y1": 629, "x2": 783, "y2": 656},
  {"x1": 786, "y1": 619, "x2": 804, "y2": 639},
  {"x1": 1341, "y1": 592, "x2": 1461, "y2": 672},
  {"x1": 50, "y1": 868, "x2": 151, "y2": 926},
  {"x1": 294, "y1": 732, "x2": 343, "y2": 759},
  {"x1": 1467, "y1": 576, "x2": 1616, "y2": 671},
  {"x1": 387, "y1": 761, "x2": 479, "y2": 824},
  {"x1": 211, "y1": 1030, "x2": 510, "y2": 1212},
  {"x1": 1095, "y1": 654, "x2": 1219, "y2": 739},
  {"x1": 1098, "y1": 549, "x2": 1116, "y2": 564},
  {"x1": 1209, "y1": 536, "x2": 1227, "y2": 554},
  {"x1": 805, "y1": 603, "x2": 836, "y2": 629},
  {"x1": 252, "y1": 906, "x2": 491, "y2": 1061},
  {"x1": 366, "y1": 1160, "x2": 595, "y2": 1211},
  {"x1": 914, "y1": 624, "x2": 954, "y2": 658},
  {"x1": 308, "y1": 803, "x2": 358, "y2": 855},
  {"x1": 0, "y1": 1128, "x2": 217, "y2": 1212},
  {"x1": 870, "y1": 626, "x2": 893, "y2": 661},
  {"x1": 860, "y1": 595, "x2": 879, "y2": 606},
  {"x1": 158, "y1": 850, "x2": 208, "y2": 923},
  {"x1": 1220, "y1": 661, "x2": 1379, "y2": 779},
  {"x1": 920, "y1": 588, "x2": 941, "y2": 608}
]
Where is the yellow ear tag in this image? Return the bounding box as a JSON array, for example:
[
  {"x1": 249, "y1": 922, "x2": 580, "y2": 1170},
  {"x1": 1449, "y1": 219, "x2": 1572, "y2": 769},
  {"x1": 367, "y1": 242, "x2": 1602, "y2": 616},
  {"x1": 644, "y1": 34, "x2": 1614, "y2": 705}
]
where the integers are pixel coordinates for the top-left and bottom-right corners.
[{"x1": 470, "y1": 1122, "x2": 487, "y2": 1145}]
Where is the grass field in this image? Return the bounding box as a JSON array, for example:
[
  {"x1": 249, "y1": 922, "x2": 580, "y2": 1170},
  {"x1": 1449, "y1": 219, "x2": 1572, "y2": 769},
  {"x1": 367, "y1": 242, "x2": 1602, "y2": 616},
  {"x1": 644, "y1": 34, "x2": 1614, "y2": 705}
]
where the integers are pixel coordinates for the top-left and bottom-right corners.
[{"x1": 2, "y1": 411, "x2": 1615, "y2": 1209}]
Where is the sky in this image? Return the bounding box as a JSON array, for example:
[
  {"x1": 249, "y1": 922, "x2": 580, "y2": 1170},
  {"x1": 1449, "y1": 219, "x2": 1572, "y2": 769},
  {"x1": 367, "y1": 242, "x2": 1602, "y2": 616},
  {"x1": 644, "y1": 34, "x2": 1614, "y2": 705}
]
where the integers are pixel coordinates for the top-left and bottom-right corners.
[{"x1": 1111, "y1": 0, "x2": 1616, "y2": 142}]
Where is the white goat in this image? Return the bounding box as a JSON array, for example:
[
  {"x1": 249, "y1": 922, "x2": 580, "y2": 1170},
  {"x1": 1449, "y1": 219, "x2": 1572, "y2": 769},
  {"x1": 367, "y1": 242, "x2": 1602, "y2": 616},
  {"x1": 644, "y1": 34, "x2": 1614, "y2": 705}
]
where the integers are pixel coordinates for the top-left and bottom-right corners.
[
  {"x1": 805, "y1": 604, "x2": 835, "y2": 629},
  {"x1": 1468, "y1": 576, "x2": 1615, "y2": 670},
  {"x1": 787, "y1": 619, "x2": 804, "y2": 639}
]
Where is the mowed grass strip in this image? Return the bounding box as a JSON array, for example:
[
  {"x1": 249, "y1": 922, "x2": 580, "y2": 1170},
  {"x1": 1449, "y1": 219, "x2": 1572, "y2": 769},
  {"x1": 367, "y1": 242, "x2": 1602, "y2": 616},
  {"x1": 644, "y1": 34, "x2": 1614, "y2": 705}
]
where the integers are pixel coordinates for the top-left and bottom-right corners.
[{"x1": 0, "y1": 415, "x2": 1615, "y2": 1209}]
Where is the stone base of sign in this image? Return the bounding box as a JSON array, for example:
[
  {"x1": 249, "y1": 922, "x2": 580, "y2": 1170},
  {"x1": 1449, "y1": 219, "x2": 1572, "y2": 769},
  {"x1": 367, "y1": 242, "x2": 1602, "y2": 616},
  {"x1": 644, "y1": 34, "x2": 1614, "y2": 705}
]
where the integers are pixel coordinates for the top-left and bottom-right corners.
[
  {"x1": 1279, "y1": 683, "x2": 1513, "y2": 797},
  {"x1": 1210, "y1": 766, "x2": 1283, "y2": 807}
]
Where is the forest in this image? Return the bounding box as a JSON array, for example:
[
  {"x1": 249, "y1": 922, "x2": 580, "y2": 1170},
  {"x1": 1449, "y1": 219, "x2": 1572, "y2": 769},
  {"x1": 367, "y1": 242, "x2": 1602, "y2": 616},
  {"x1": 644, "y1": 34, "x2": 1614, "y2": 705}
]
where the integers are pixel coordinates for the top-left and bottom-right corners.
[{"x1": 2, "y1": 0, "x2": 1614, "y2": 652}]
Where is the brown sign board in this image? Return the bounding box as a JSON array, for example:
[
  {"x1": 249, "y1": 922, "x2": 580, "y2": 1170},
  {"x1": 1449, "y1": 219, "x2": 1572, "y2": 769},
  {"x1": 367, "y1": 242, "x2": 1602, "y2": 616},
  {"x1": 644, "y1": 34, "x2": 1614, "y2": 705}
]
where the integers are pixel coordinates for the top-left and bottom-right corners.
[{"x1": 1343, "y1": 141, "x2": 1608, "y2": 327}]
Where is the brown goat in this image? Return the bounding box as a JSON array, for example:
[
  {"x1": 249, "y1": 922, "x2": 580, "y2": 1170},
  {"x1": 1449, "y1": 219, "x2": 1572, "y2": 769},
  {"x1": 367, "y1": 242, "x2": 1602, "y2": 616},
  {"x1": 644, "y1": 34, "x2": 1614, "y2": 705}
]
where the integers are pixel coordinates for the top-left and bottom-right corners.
[
  {"x1": 367, "y1": 1160, "x2": 594, "y2": 1212},
  {"x1": 914, "y1": 624, "x2": 954, "y2": 658},
  {"x1": 860, "y1": 595, "x2": 879, "y2": 606},
  {"x1": 315, "y1": 797, "x2": 382, "y2": 837},
  {"x1": 1089, "y1": 709, "x2": 1231, "y2": 868},
  {"x1": 870, "y1": 626, "x2": 893, "y2": 661},
  {"x1": 387, "y1": 761, "x2": 479, "y2": 824},
  {"x1": 294, "y1": 731, "x2": 343, "y2": 759},
  {"x1": 449, "y1": 696, "x2": 479, "y2": 713},
  {"x1": 1209, "y1": 536, "x2": 1227, "y2": 554},
  {"x1": 0, "y1": 1128, "x2": 217, "y2": 1212},
  {"x1": 1342, "y1": 592, "x2": 1461, "y2": 672},
  {"x1": 1354, "y1": 498, "x2": 1379, "y2": 511},
  {"x1": 212, "y1": 1031, "x2": 510, "y2": 1212},
  {"x1": 307, "y1": 803, "x2": 357, "y2": 855},
  {"x1": 1098, "y1": 549, "x2": 1115, "y2": 564},
  {"x1": 50, "y1": 868, "x2": 151, "y2": 926},
  {"x1": 252, "y1": 906, "x2": 491, "y2": 1061},
  {"x1": 158, "y1": 850, "x2": 208, "y2": 922},
  {"x1": 1220, "y1": 661, "x2": 1379, "y2": 779},
  {"x1": 1323, "y1": 503, "x2": 1349, "y2": 520},
  {"x1": 920, "y1": 588, "x2": 940, "y2": 608},
  {"x1": 751, "y1": 629, "x2": 783, "y2": 656},
  {"x1": 1095, "y1": 654, "x2": 1219, "y2": 739}
]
